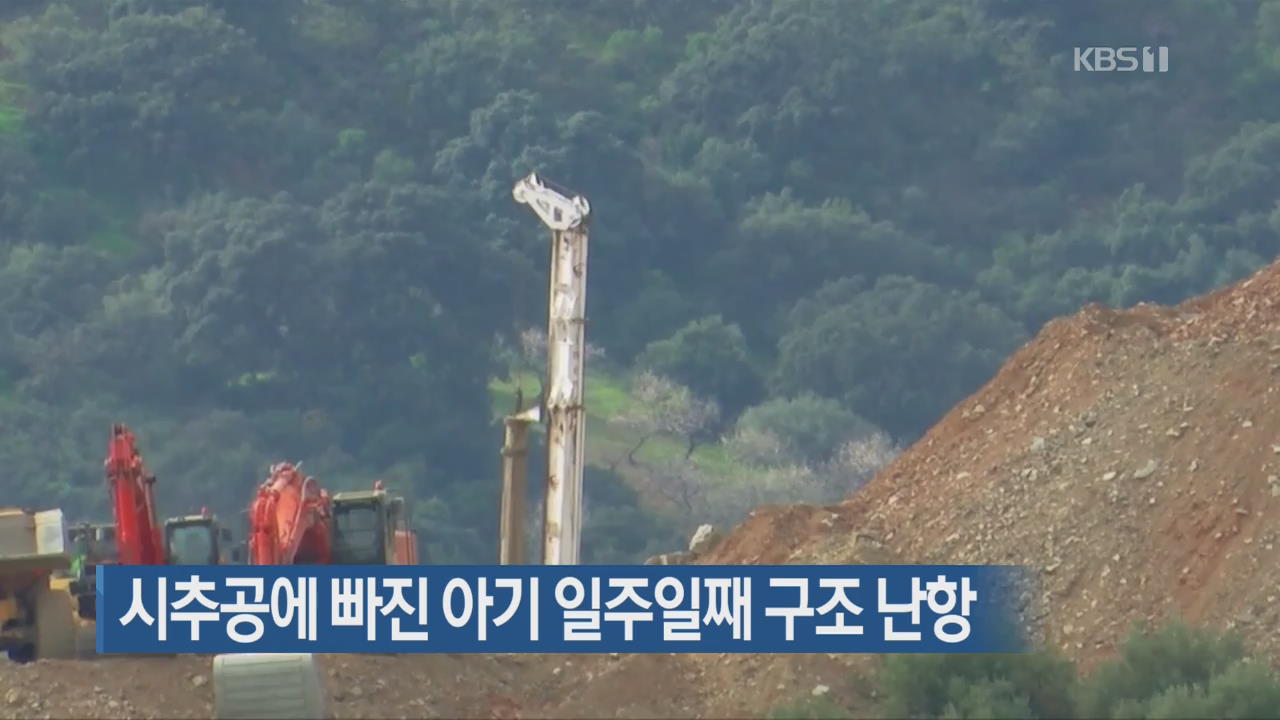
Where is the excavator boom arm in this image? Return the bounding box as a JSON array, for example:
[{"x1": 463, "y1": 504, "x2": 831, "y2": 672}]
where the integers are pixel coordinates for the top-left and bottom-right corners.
[
  {"x1": 104, "y1": 424, "x2": 165, "y2": 566},
  {"x1": 248, "y1": 463, "x2": 331, "y2": 566}
]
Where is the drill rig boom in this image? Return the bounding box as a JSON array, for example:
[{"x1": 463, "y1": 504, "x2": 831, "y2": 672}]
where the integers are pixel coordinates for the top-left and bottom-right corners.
[{"x1": 512, "y1": 172, "x2": 590, "y2": 231}]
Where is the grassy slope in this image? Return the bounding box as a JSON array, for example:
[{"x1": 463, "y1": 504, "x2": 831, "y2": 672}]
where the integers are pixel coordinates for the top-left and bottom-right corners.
[{"x1": 489, "y1": 369, "x2": 749, "y2": 489}]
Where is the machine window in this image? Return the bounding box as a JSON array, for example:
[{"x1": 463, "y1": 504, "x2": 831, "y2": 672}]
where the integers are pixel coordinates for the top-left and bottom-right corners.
[
  {"x1": 168, "y1": 524, "x2": 215, "y2": 565},
  {"x1": 333, "y1": 505, "x2": 381, "y2": 564}
]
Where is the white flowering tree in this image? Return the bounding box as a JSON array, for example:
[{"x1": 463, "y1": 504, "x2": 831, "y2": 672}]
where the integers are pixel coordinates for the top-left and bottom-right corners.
[{"x1": 610, "y1": 370, "x2": 720, "y2": 466}]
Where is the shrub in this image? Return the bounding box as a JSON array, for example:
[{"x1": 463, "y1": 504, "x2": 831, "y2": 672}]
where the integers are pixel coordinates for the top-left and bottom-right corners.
[
  {"x1": 1075, "y1": 620, "x2": 1247, "y2": 718},
  {"x1": 879, "y1": 651, "x2": 1076, "y2": 719}
]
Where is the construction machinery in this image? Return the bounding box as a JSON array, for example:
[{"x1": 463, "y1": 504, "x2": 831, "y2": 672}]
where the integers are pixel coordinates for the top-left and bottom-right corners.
[
  {"x1": 4, "y1": 425, "x2": 248, "y2": 666},
  {"x1": 0, "y1": 507, "x2": 92, "y2": 662},
  {"x1": 67, "y1": 521, "x2": 116, "y2": 575},
  {"x1": 217, "y1": 479, "x2": 418, "y2": 713},
  {"x1": 330, "y1": 480, "x2": 419, "y2": 565},
  {"x1": 167, "y1": 508, "x2": 244, "y2": 565},
  {"x1": 106, "y1": 423, "x2": 166, "y2": 566},
  {"x1": 69, "y1": 425, "x2": 241, "y2": 618},
  {"x1": 248, "y1": 462, "x2": 333, "y2": 566},
  {"x1": 65, "y1": 422, "x2": 166, "y2": 617},
  {"x1": 247, "y1": 461, "x2": 419, "y2": 566},
  {"x1": 513, "y1": 171, "x2": 591, "y2": 565}
]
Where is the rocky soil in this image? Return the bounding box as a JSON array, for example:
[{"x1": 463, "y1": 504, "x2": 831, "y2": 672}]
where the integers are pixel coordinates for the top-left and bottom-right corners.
[{"x1": 707, "y1": 259, "x2": 1280, "y2": 673}]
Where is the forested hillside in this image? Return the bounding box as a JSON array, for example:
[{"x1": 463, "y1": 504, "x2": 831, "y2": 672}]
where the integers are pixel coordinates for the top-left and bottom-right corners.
[{"x1": 1, "y1": 0, "x2": 1277, "y2": 563}]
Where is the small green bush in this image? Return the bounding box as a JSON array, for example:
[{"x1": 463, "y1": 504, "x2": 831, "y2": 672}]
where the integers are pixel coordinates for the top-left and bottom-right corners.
[
  {"x1": 1076, "y1": 620, "x2": 1248, "y2": 718},
  {"x1": 879, "y1": 651, "x2": 1075, "y2": 719}
]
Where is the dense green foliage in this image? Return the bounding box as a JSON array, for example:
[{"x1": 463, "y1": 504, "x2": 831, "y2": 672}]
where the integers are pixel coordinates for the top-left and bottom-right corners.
[
  {"x1": 2, "y1": 0, "x2": 1279, "y2": 560},
  {"x1": 770, "y1": 623, "x2": 1280, "y2": 719}
]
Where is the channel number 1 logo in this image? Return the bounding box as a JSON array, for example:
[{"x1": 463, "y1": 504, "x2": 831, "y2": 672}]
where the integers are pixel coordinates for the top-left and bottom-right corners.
[{"x1": 1074, "y1": 46, "x2": 1169, "y2": 73}]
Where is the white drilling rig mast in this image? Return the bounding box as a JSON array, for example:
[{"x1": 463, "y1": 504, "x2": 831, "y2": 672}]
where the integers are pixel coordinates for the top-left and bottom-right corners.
[{"x1": 512, "y1": 172, "x2": 590, "y2": 566}]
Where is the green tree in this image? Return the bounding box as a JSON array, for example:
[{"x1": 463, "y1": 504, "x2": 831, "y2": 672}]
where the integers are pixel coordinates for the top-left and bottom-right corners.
[
  {"x1": 775, "y1": 275, "x2": 1026, "y2": 440},
  {"x1": 711, "y1": 192, "x2": 950, "y2": 343},
  {"x1": 5, "y1": 3, "x2": 280, "y2": 191},
  {"x1": 581, "y1": 467, "x2": 682, "y2": 564},
  {"x1": 636, "y1": 314, "x2": 762, "y2": 418},
  {"x1": 735, "y1": 394, "x2": 878, "y2": 465}
]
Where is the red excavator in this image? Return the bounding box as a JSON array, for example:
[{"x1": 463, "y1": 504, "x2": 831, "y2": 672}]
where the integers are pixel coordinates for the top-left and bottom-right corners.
[
  {"x1": 248, "y1": 462, "x2": 333, "y2": 565},
  {"x1": 69, "y1": 425, "x2": 240, "y2": 618},
  {"x1": 217, "y1": 477, "x2": 421, "y2": 707},
  {"x1": 104, "y1": 423, "x2": 165, "y2": 566},
  {"x1": 248, "y1": 464, "x2": 418, "y2": 566}
]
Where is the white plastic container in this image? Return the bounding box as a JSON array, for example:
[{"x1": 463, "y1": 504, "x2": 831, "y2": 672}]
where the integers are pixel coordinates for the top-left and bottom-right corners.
[{"x1": 213, "y1": 653, "x2": 330, "y2": 719}]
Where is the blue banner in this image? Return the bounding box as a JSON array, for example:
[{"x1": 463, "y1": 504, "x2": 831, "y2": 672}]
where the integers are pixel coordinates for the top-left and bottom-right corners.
[{"x1": 96, "y1": 564, "x2": 1027, "y2": 655}]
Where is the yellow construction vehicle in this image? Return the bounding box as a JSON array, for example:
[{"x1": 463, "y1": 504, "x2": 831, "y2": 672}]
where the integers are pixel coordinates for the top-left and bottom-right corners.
[{"x1": 0, "y1": 507, "x2": 93, "y2": 662}]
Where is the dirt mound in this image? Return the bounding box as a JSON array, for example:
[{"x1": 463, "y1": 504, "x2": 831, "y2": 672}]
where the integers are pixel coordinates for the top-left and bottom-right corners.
[
  {"x1": 0, "y1": 653, "x2": 585, "y2": 719},
  {"x1": 703, "y1": 260, "x2": 1280, "y2": 673},
  {"x1": 0, "y1": 656, "x2": 214, "y2": 719},
  {"x1": 534, "y1": 511, "x2": 897, "y2": 719}
]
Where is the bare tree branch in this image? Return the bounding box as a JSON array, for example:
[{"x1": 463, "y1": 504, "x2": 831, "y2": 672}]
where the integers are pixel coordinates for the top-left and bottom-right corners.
[{"x1": 610, "y1": 371, "x2": 720, "y2": 458}]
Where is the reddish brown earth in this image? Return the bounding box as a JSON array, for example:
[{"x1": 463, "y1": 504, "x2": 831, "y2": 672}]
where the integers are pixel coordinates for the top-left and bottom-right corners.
[
  {"x1": 832, "y1": 263, "x2": 1280, "y2": 672},
  {"x1": 7, "y1": 260, "x2": 1280, "y2": 718}
]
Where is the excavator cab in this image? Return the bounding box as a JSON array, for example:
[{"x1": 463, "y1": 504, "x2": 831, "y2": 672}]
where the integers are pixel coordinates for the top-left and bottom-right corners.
[
  {"x1": 67, "y1": 512, "x2": 242, "y2": 617},
  {"x1": 66, "y1": 522, "x2": 117, "y2": 620},
  {"x1": 330, "y1": 484, "x2": 418, "y2": 565},
  {"x1": 164, "y1": 510, "x2": 243, "y2": 565},
  {"x1": 67, "y1": 523, "x2": 118, "y2": 570}
]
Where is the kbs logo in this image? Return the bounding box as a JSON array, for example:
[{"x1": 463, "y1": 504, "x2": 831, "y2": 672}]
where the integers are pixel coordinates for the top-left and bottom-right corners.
[{"x1": 1074, "y1": 46, "x2": 1169, "y2": 73}]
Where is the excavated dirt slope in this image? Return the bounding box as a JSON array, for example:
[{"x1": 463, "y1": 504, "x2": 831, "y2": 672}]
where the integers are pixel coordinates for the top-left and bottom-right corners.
[
  {"x1": 6, "y1": 260, "x2": 1280, "y2": 718},
  {"x1": 708, "y1": 258, "x2": 1280, "y2": 673},
  {"x1": 545, "y1": 257, "x2": 1280, "y2": 715}
]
